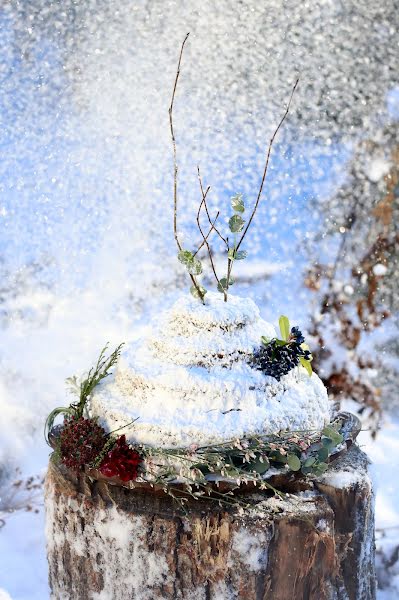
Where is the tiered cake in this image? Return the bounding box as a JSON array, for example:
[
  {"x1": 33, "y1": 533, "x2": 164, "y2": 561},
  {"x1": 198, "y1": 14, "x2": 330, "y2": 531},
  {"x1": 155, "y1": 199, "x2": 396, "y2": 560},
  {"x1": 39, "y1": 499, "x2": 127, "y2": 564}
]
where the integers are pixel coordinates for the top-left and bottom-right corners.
[{"x1": 89, "y1": 292, "x2": 330, "y2": 448}]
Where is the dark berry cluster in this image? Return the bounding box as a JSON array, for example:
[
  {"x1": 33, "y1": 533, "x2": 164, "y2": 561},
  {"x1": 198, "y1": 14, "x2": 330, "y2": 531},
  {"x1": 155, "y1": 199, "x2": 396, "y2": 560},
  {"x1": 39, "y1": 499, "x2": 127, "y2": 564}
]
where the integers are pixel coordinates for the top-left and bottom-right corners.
[
  {"x1": 290, "y1": 326, "x2": 305, "y2": 345},
  {"x1": 59, "y1": 416, "x2": 106, "y2": 470},
  {"x1": 99, "y1": 435, "x2": 142, "y2": 482},
  {"x1": 252, "y1": 327, "x2": 311, "y2": 381}
]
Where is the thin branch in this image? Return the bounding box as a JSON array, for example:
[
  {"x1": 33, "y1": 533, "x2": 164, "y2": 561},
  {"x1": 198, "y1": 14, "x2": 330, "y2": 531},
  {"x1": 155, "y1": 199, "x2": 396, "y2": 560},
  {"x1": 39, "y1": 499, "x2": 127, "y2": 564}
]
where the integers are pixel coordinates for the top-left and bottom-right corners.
[
  {"x1": 196, "y1": 181, "x2": 225, "y2": 300},
  {"x1": 235, "y1": 78, "x2": 299, "y2": 254},
  {"x1": 197, "y1": 166, "x2": 229, "y2": 248},
  {"x1": 225, "y1": 254, "x2": 234, "y2": 300},
  {"x1": 169, "y1": 33, "x2": 205, "y2": 302},
  {"x1": 223, "y1": 79, "x2": 299, "y2": 302},
  {"x1": 196, "y1": 194, "x2": 218, "y2": 249},
  {"x1": 169, "y1": 32, "x2": 190, "y2": 252},
  {"x1": 193, "y1": 185, "x2": 213, "y2": 256}
]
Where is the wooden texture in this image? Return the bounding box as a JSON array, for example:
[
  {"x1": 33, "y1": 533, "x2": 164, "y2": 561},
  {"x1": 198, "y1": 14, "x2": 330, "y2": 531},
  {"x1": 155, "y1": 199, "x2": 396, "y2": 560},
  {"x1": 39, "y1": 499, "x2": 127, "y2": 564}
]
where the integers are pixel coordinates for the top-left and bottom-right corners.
[{"x1": 45, "y1": 444, "x2": 375, "y2": 600}]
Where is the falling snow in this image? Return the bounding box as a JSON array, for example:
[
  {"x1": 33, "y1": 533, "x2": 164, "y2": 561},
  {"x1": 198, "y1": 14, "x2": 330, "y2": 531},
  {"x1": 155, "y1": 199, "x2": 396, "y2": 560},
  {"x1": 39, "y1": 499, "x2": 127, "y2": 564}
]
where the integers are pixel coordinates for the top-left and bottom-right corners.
[{"x1": 0, "y1": 1, "x2": 398, "y2": 598}]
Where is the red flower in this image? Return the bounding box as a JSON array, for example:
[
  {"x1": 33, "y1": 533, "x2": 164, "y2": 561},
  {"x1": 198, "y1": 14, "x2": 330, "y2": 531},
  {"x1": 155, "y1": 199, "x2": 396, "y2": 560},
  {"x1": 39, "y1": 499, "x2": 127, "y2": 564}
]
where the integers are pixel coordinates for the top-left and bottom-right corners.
[
  {"x1": 99, "y1": 435, "x2": 142, "y2": 482},
  {"x1": 59, "y1": 416, "x2": 106, "y2": 470}
]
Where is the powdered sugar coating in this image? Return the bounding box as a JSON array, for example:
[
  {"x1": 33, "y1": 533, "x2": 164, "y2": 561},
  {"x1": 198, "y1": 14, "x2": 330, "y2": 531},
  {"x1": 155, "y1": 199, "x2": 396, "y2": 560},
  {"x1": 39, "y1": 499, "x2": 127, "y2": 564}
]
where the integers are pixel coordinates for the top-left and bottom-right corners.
[{"x1": 90, "y1": 293, "x2": 331, "y2": 447}]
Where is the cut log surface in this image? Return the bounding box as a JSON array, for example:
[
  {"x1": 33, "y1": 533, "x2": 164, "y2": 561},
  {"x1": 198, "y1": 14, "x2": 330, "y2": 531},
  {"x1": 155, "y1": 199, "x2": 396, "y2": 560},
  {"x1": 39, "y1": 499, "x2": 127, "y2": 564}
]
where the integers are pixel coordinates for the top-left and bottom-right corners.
[{"x1": 45, "y1": 445, "x2": 375, "y2": 600}]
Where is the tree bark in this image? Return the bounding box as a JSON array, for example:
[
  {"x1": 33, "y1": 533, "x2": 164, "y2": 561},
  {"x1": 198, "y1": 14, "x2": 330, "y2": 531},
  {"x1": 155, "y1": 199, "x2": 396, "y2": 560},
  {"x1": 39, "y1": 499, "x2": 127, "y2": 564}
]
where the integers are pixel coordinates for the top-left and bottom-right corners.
[{"x1": 45, "y1": 444, "x2": 375, "y2": 600}]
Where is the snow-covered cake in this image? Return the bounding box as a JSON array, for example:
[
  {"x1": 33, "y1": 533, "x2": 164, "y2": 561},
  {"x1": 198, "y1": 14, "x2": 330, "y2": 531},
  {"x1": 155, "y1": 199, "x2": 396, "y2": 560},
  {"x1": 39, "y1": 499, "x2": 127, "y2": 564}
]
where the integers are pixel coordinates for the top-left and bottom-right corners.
[{"x1": 89, "y1": 293, "x2": 331, "y2": 448}]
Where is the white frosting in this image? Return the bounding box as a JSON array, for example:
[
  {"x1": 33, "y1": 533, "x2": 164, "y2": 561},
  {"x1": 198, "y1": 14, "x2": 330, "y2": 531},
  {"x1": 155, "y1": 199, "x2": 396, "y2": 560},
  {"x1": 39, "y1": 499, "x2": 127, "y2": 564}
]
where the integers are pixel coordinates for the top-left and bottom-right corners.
[{"x1": 89, "y1": 292, "x2": 331, "y2": 447}]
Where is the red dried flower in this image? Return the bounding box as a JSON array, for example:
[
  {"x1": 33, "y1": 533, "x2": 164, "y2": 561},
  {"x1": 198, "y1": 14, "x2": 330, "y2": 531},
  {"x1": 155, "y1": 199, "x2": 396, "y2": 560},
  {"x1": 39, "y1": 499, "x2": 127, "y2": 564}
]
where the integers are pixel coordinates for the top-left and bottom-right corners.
[
  {"x1": 99, "y1": 435, "x2": 142, "y2": 482},
  {"x1": 59, "y1": 416, "x2": 106, "y2": 470}
]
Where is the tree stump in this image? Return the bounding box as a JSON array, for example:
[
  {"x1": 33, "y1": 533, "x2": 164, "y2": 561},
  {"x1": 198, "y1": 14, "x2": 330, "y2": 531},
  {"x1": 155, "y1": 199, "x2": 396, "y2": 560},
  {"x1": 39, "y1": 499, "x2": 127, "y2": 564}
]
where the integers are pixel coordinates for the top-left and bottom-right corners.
[{"x1": 45, "y1": 444, "x2": 375, "y2": 600}]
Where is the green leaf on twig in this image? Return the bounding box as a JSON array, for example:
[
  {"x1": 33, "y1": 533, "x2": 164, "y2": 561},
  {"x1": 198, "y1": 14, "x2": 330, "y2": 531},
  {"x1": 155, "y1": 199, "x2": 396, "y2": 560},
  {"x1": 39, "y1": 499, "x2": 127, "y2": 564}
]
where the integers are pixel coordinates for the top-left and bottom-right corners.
[
  {"x1": 190, "y1": 285, "x2": 207, "y2": 299},
  {"x1": 322, "y1": 425, "x2": 343, "y2": 447},
  {"x1": 287, "y1": 454, "x2": 301, "y2": 471},
  {"x1": 178, "y1": 250, "x2": 194, "y2": 265},
  {"x1": 228, "y1": 248, "x2": 248, "y2": 261},
  {"x1": 248, "y1": 457, "x2": 270, "y2": 474},
  {"x1": 229, "y1": 214, "x2": 245, "y2": 233},
  {"x1": 178, "y1": 249, "x2": 203, "y2": 275},
  {"x1": 318, "y1": 447, "x2": 329, "y2": 462},
  {"x1": 187, "y1": 259, "x2": 203, "y2": 275},
  {"x1": 231, "y1": 193, "x2": 245, "y2": 213},
  {"x1": 217, "y1": 277, "x2": 235, "y2": 293},
  {"x1": 312, "y1": 461, "x2": 329, "y2": 476}
]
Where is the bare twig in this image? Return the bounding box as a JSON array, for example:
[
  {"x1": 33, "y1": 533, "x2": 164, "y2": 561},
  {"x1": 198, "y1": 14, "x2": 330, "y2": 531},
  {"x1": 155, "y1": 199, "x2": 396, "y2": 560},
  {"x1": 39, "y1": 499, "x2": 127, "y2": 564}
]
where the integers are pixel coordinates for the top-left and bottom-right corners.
[
  {"x1": 169, "y1": 33, "x2": 205, "y2": 302},
  {"x1": 224, "y1": 79, "x2": 299, "y2": 301},
  {"x1": 225, "y1": 257, "x2": 234, "y2": 301},
  {"x1": 197, "y1": 166, "x2": 229, "y2": 248},
  {"x1": 169, "y1": 32, "x2": 189, "y2": 253},
  {"x1": 196, "y1": 180, "x2": 225, "y2": 298},
  {"x1": 192, "y1": 185, "x2": 216, "y2": 256},
  {"x1": 235, "y1": 79, "x2": 299, "y2": 254}
]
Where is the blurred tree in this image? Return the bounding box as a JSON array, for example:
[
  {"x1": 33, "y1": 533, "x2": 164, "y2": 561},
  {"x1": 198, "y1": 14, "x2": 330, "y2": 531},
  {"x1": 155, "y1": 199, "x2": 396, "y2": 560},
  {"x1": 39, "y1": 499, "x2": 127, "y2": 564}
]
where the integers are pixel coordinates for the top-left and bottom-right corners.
[{"x1": 306, "y1": 122, "x2": 399, "y2": 432}]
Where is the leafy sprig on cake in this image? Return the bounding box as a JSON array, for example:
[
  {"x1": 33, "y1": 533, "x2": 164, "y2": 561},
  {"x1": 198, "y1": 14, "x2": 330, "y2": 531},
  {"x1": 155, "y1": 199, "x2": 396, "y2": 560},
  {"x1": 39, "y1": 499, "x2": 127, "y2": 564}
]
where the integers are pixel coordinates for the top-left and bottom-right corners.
[{"x1": 169, "y1": 33, "x2": 298, "y2": 303}]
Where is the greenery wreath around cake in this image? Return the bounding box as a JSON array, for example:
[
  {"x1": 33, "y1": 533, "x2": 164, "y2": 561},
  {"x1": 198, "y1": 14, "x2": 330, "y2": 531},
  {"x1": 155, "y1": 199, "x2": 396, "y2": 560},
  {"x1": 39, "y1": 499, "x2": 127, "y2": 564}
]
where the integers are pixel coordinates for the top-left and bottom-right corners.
[
  {"x1": 45, "y1": 336, "x2": 360, "y2": 512},
  {"x1": 45, "y1": 34, "x2": 361, "y2": 512}
]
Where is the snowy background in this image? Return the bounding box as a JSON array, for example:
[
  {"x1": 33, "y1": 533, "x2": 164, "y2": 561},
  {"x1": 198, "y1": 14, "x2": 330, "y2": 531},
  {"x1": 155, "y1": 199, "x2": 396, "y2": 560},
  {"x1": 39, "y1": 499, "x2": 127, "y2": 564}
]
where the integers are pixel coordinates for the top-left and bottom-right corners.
[{"x1": 0, "y1": 1, "x2": 398, "y2": 598}]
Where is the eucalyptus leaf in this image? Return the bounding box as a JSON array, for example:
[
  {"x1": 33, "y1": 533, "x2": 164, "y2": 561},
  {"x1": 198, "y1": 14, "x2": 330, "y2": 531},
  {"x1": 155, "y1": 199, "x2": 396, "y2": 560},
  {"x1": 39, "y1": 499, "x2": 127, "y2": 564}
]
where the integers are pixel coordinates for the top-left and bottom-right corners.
[
  {"x1": 229, "y1": 214, "x2": 245, "y2": 233},
  {"x1": 177, "y1": 250, "x2": 203, "y2": 276},
  {"x1": 187, "y1": 258, "x2": 203, "y2": 275},
  {"x1": 279, "y1": 315, "x2": 290, "y2": 341},
  {"x1": 312, "y1": 462, "x2": 329, "y2": 476},
  {"x1": 322, "y1": 425, "x2": 337, "y2": 438},
  {"x1": 301, "y1": 465, "x2": 313, "y2": 475},
  {"x1": 322, "y1": 437, "x2": 334, "y2": 450},
  {"x1": 231, "y1": 193, "x2": 245, "y2": 213},
  {"x1": 318, "y1": 447, "x2": 329, "y2": 462},
  {"x1": 269, "y1": 450, "x2": 287, "y2": 464},
  {"x1": 178, "y1": 249, "x2": 194, "y2": 265},
  {"x1": 287, "y1": 454, "x2": 301, "y2": 471},
  {"x1": 228, "y1": 248, "x2": 248, "y2": 261},
  {"x1": 217, "y1": 277, "x2": 235, "y2": 293},
  {"x1": 190, "y1": 285, "x2": 207, "y2": 299},
  {"x1": 249, "y1": 457, "x2": 270, "y2": 474},
  {"x1": 322, "y1": 426, "x2": 344, "y2": 447},
  {"x1": 303, "y1": 457, "x2": 316, "y2": 467}
]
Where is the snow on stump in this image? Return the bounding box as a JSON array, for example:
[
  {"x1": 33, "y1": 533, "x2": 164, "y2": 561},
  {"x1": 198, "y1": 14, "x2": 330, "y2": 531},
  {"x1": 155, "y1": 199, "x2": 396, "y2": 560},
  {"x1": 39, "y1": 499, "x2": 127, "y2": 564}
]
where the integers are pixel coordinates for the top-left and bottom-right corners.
[{"x1": 45, "y1": 444, "x2": 375, "y2": 600}]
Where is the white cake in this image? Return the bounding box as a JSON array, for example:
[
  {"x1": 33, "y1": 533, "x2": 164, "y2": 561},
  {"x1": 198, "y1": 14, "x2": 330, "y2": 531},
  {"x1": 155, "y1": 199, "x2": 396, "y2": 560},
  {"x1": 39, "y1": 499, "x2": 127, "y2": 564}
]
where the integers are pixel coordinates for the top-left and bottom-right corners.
[{"x1": 89, "y1": 293, "x2": 331, "y2": 448}]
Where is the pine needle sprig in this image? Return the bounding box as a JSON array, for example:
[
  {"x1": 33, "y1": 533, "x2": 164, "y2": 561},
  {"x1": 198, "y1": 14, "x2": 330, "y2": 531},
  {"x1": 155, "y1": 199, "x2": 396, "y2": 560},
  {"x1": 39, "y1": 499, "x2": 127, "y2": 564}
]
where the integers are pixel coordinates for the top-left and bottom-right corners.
[
  {"x1": 68, "y1": 343, "x2": 124, "y2": 418},
  {"x1": 45, "y1": 343, "x2": 124, "y2": 446}
]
